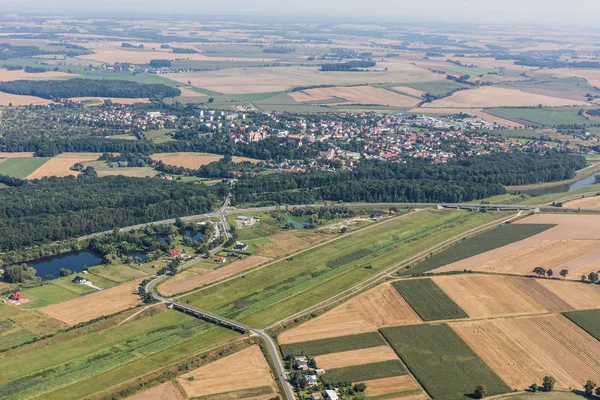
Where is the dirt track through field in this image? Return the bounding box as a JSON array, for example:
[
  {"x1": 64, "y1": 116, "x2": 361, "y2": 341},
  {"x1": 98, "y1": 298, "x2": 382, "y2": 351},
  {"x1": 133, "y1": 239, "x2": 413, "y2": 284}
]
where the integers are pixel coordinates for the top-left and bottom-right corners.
[
  {"x1": 452, "y1": 314, "x2": 600, "y2": 390},
  {"x1": 40, "y1": 280, "x2": 142, "y2": 325},
  {"x1": 278, "y1": 283, "x2": 422, "y2": 344},
  {"x1": 177, "y1": 345, "x2": 276, "y2": 398},
  {"x1": 160, "y1": 256, "x2": 271, "y2": 296},
  {"x1": 432, "y1": 275, "x2": 547, "y2": 318},
  {"x1": 314, "y1": 346, "x2": 398, "y2": 370}
]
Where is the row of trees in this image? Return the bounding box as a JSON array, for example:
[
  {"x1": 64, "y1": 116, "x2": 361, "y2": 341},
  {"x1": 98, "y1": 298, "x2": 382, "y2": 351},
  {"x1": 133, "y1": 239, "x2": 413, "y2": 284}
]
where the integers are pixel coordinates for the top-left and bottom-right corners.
[{"x1": 532, "y1": 267, "x2": 569, "y2": 279}]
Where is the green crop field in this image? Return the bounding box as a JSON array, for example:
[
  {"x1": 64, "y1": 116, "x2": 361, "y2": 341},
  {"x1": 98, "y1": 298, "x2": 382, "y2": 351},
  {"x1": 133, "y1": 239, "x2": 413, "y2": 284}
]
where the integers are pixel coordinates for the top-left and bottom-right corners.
[
  {"x1": 0, "y1": 157, "x2": 49, "y2": 178},
  {"x1": 279, "y1": 332, "x2": 387, "y2": 357},
  {"x1": 392, "y1": 279, "x2": 468, "y2": 321},
  {"x1": 485, "y1": 107, "x2": 593, "y2": 127},
  {"x1": 18, "y1": 283, "x2": 82, "y2": 309},
  {"x1": 0, "y1": 306, "x2": 238, "y2": 400},
  {"x1": 563, "y1": 309, "x2": 600, "y2": 341},
  {"x1": 180, "y1": 210, "x2": 504, "y2": 328},
  {"x1": 321, "y1": 360, "x2": 407, "y2": 384},
  {"x1": 381, "y1": 324, "x2": 511, "y2": 400},
  {"x1": 407, "y1": 224, "x2": 555, "y2": 274},
  {"x1": 89, "y1": 264, "x2": 149, "y2": 283}
]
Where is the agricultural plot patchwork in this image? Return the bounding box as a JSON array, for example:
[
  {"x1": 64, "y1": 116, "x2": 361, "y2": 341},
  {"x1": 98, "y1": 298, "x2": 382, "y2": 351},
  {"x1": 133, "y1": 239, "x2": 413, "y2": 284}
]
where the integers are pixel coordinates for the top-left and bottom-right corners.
[
  {"x1": 381, "y1": 324, "x2": 511, "y2": 400},
  {"x1": 563, "y1": 309, "x2": 600, "y2": 341},
  {"x1": 279, "y1": 332, "x2": 387, "y2": 358},
  {"x1": 313, "y1": 346, "x2": 398, "y2": 370},
  {"x1": 391, "y1": 279, "x2": 468, "y2": 321},
  {"x1": 0, "y1": 157, "x2": 50, "y2": 178},
  {"x1": 320, "y1": 360, "x2": 407, "y2": 384}
]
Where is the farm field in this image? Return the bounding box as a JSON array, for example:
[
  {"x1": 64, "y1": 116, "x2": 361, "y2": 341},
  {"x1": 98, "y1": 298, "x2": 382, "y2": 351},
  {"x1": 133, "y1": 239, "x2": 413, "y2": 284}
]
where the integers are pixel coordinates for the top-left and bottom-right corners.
[
  {"x1": 82, "y1": 160, "x2": 157, "y2": 178},
  {"x1": 126, "y1": 381, "x2": 185, "y2": 400},
  {"x1": 408, "y1": 223, "x2": 555, "y2": 275},
  {"x1": 361, "y1": 375, "x2": 422, "y2": 398},
  {"x1": 0, "y1": 157, "x2": 50, "y2": 178},
  {"x1": 431, "y1": 275, "x2": 547, "y2": 319},
  {"x1": 39, "y1": 279, "x2": 142, "y2": 325},
  {"x1": 451, "y1": 314, "x2": 600, "y2": 390},
  {"x1": 564, "y1": 195, "x2": 600, "y2": 209},
  {"x1": 176, "y1": 345, "x2": 277, "y2": 399},
  {"x1": 535, "y1": 279, "x2": 600, "y2": 310},
  {"x1": 0, "y1": 303, "x2": 66, "y2": 351},
  {"x1": 89, "y1": 264, "x2": 149, "y2": 283},
  {"x1": 280, "y1": 332, "x2": 387, "y2": 358},
  {"x1": 278, "y1": 282, "x2": 422, "y2": 344},
  {"x1": 422, "y1": 87, "x2": 589, "y2": 108},
  {"x1": 0, "y1": 92, "x2": 54, "y2": 106},
  {"x1": 159, "y1": 255, "x2": 271, "y2": 296},
  {"x1": 563, "y1": 309, "x2": 600, "y2": 341},
  {"x1": 381, "y1": 324, "x2": 511, "y2": 400},
  {"x1": 321, "y1": 360, "x2": 407, "y2": 384},
  {"x1": 180, "y1": 210, "x2": 505, "y2": 328},
  {"x1": 150, "y1": 152, "x2": 259, "y2": 169},
  {"x1": 314, "y1": 346, "x2": 398, "y2": 370},
  {"x1": 392, "y1": 279, "x2": 468, "y2": 321},
  {"x1": 289, "y1": 86, "x2": 421, "y2": 107},
  {"x1": 17, "y1": 283, "x2": 83, "y2": 309},
  {"x1": 434, "y1": 214, "x2": 600, "y2": 277},
  {"x1": 26, "y1": 153, "x2": 101, "y2": 179},
  {"x1": 485, "y1": 107, "x2": 594, "y2": 127}
]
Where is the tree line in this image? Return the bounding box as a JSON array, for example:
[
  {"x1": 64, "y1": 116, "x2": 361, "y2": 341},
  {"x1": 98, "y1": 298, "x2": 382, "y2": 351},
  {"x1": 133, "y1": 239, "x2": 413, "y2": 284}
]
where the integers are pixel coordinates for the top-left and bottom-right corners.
[{"x1": 0, "y1": 79, "x2": 181, "y2": 100}]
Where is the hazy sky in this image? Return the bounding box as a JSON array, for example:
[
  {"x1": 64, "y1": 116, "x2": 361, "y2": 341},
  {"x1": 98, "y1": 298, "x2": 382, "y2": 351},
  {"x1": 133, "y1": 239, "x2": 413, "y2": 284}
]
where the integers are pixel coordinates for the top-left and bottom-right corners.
[{"x1": 2, "y1": 0, "x2": 599, "y2": 25}]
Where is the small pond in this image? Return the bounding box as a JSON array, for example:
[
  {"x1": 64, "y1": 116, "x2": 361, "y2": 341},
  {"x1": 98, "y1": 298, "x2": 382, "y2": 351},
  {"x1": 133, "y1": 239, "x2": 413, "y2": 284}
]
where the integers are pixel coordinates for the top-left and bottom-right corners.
[{"x1": 27, "y1": 250, "x2": 102, "y2": 281}]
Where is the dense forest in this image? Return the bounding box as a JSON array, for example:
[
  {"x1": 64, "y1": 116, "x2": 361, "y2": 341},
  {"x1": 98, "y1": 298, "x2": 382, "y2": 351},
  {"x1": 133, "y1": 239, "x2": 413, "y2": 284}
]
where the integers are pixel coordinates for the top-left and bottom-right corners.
[
  {"x1": 320, "y1": 61, "x2": 376, "y2": 71},
  {"x1": 232, "y1": 153, "x2": 586, "y2": 204},
  {"x1": 0, "y1": 79, "x2": 181, "y2": 100},
  {"x1": 0, "y1": 175, "x2": 225, "y2": 251}
]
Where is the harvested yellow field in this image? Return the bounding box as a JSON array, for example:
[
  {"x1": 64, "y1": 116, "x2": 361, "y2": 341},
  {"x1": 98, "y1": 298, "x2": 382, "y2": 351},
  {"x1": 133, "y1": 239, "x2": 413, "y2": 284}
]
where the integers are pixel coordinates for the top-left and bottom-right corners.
[
  {"x1": 0, "y1": 92, "x2": 53, "y2": 106},
  {"x1": 159, "y1": 256, "x2": 271, "y2": 296},
  {"x1": 78, "y1": 48, "x2": 274, "y2": 64},
  {"x1": 452, "y1": 314, "x2": 600, "y2": 390},
  {"x1": 290, "y1": 86, "x2": 421, "y2": 107},
  {"x1": 410, "y1": 107, "x2": 524, "y2": 128},
  {"x1": 126, "y1": 381, "x2": 185, "y2": 400},
  {"x1": 392, "y1": 86, "x2": 425, "y2": 98},
  {"x1": 361, "y1": 375, "x2": 421, "y2": 397},
  {"x1": 314, "y1": 346, "x2": 398, "y2": 370},
  {"x1": 0, "y1": 152, "x2": 35, "y2": 158},
  {"x1": 177, "y1": 345, "x2": 277, "y2": 398},
  {"x1": 423, "y1": 87, "x2": 589, "y2": 108},
  {"x1": 432, "y1": 275, "x2": 547, "y2": 318},
  {"x1": 536, "y1": 279, "x2": 600, "y2": 310},
  {"x1": 40, "y1": 280, "x2": 142, "y2": 325},
  {"x1": 26, "y1": 153, "x2": 100, "y2": 179},
  {"x1": 565, "y1": 196, "x2": 600, "y2": 209},
  {"x1": 268, "y1": 232, "x2": 311, "y2": 254},
  {"x1": 515, "y1": 214, "x2": 600, "y2": 239},
  {"x1": 0, "y1": 69, "x2": 76, "y2": 81},
  {"x1": 151, "y1": 152, "x2": 259, "y2": 169},
  {"x1": 549, "y1": 68, "x2": 600, "y2": 87},
  {"x1": 278, "y1": 283, "x2": 421, "y2": 344}
]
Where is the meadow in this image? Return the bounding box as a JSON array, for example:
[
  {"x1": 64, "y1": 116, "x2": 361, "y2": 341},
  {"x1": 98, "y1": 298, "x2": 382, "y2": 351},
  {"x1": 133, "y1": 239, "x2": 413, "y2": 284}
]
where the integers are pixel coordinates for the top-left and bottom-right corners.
[
  {"x1": 392, "y1": 279, "x2": 468, "y2": 321},
  {"x1": 279, "y1": 332, "x2": 386, "y2": 357},
  {"x1": 180, "y1": 210, "x2": 504, "y2": 328},
  {"x1": 563, "y1": 309, "x2": 600, "y2": 341},
  {"x1": 320, "y1": 360, "x2": 407, "y2": 384},
  {"x1": 407, "y1": 223, "x2": 556, "y2": 275},
  {"x1": 381, "y1": 324, "x2": 511, "y2": 400}
]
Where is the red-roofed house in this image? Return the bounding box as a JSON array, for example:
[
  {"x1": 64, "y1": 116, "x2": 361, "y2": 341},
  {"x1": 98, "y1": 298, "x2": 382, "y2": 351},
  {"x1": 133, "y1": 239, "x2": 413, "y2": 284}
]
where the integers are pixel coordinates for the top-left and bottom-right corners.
[
  {"x1": 168, "y1": 250, "x2": 181, "y2": 258},
  {"x1": 9, "y1": 292, "x2": 23, "y2": 301}
]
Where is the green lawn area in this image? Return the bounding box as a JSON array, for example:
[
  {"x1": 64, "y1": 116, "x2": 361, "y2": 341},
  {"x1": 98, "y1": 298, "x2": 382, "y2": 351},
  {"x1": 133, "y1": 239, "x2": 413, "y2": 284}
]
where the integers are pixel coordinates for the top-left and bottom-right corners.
[
  {"x1": 381, "y1": 324, "x2": 511, "y2": 400},
  {"x1": 0, "y1": 303, "x2": 66, "y2": 337},
  {"x1": 485, "y1": 107, "x2": 593, "y2": 127},
  {"x1": 563, "y1": 309, "x2": 600, "y2": 341},
  {"x1": 321, "y1": 360, "x2": 407, "y2": 384},
  {"x1": 0, "y1": 307, "x2": 239, "y2": 400},
  {"x1": 17, "y1": 284, "x2": 81, "y2": 309},
  {"x1": 145, "y1": 128, "x2": 175, "y2": 143},
  {"x1": 0, "y1": 157, "x2": 50, "y2": 178},
  {"x1": 407, "y1": 224, "x2": 556, "y2": 275},
  {"x1": 180, "y1": 210, "x2": 504, "y2": 328},
  {"x1": 89, "y1": 264, "x2": 149, "y2": 283},
  {"x1": 279, "y1": 332, "x2": 387, "y2": 357},
  {"x1": 392, "y1": 279, "x2": 468, "y2": 321},
  {"x1": 0, "y1": 319, "x2": 37, "y2": 351}
]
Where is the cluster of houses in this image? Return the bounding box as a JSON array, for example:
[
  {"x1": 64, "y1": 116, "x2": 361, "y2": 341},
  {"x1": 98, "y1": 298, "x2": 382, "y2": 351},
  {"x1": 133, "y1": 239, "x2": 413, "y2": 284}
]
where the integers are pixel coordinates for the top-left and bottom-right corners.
[{"x1": 294, "y1": 356, "x2": 340, "y2": 400}]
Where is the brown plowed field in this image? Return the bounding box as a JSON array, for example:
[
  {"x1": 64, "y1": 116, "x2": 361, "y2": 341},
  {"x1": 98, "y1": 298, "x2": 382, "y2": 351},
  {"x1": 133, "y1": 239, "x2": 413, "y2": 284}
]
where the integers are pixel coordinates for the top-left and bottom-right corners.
[
  {"x1": 452, "y1": 314, "x2": 600, "y2": 390},
  {"x1": 177, "y1": 345, "x2": 277, "y2": 398},
  {"x1": 40, "y1": 280, "x2": 142, "y2": 325},
  {"x1": 361, "y1": 375, "x2": 421, "y2": 397},
  {"x1": 536, "y1": 279, "x2": 600, "y2": 310},
  {"x1": 432, "y1": 275, "x2": 547, "y2": 318},
  {"x1": 314, "y1": 346, "x2": 398, "y2": 370},
  {"x1": 278, "y1": 283, "x2": 422, "y2": 344},
  {"x1": 126, "y1": 381, "x2": 185, "y2": 400},
  {"x1": 159, "y1": 256, "x2": 270, "y2": 296}
]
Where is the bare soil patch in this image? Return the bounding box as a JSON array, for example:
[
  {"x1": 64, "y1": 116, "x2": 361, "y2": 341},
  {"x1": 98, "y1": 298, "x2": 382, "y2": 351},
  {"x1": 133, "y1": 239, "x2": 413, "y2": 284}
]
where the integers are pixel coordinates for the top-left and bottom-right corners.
[
  {"x1": 177, "y1": 345, "x2": 276, "y2": 398},
  {"x1": 290, "y1": 86, "x2": 420, "y2": 107},
  {"x1": 160, "y1": 256, "x2": 270, "y2": 296},
  {"x1": 361, "y1": 375, "x2": 421, "y2": 397},
  {"x1": 278, "y1": 283, "x2": 422, "y2": 344},
  {"x1": 452, "y1": 314, "x2": 600, "y2": 390},
  {"x1": 422, "y1": 87, "x2": 589, "y2": 108},
  {"x1": 432, "y1": 275, "x2": 547, "y2": 318},
  {"x1": 39, "y1": 280, "x2": 142, "y2": 325},
  {"x1": 151, "y1": 152, "x2": 258, "y2": 169},
  {"x1": 314, "y1": 346, "x2": 398, "y2": 370},
  {"x1": 126, "y1": 381, "x2": 185, "y2": 400}
]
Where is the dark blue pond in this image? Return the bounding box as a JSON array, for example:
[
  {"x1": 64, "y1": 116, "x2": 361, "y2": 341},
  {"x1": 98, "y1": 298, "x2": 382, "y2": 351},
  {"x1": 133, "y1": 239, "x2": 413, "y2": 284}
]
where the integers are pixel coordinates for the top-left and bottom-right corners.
[
  {"x1": 27, "y1": 250, "x2": 102, "y2": 281},
  {"x1": 184, "y1": 229, "x2": 204, "y2": 242}
]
